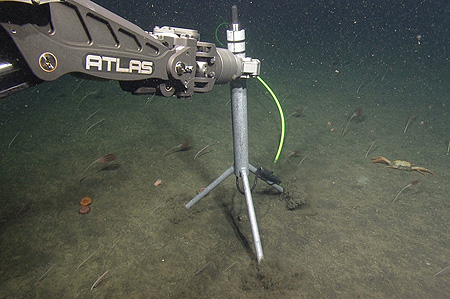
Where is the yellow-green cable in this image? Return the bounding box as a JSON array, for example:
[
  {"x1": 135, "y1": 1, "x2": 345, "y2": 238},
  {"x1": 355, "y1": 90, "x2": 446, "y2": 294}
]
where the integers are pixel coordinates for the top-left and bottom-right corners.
[
  {"x1": 215, "y1": 22, "x2": 229, "y2": 47},
  {"x1": 256, "y1": 76, "x2": 285, "y2": 164}
]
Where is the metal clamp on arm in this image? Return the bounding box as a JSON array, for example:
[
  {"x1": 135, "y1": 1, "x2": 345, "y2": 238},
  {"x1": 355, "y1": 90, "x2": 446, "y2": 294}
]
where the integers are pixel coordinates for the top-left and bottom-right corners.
[
  {"x1": 240, "y1": 57, "x2": 260, "y2": 78},
  {"x1": 226, "y1": 15, "x2": 260, "y2": 79}
]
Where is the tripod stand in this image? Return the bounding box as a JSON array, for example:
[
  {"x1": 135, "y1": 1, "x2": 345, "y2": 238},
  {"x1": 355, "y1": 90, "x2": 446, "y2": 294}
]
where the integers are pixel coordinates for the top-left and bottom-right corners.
[{"x1": 185, "y1": 6, "x2": 284, "y2": 264}]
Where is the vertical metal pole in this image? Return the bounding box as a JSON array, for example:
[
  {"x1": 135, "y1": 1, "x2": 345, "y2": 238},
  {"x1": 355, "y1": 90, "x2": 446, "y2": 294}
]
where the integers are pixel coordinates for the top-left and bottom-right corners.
[
  {"x1": 228, "y1": 5, "x2": 249, "y2": 178},
  {"x1": 231, "y1": 80, "x2": 249, "y2": 177},
  {"x1": 228, "y1": 5, "x2": 263, "y2": 264}
]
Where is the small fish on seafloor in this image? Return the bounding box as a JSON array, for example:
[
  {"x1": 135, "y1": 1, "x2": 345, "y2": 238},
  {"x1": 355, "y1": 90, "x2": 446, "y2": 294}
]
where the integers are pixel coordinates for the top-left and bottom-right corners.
[
  {"x1": 434, "y1": 265, "x2": 450, "y2": 277},
  {"x1": 91, "y1": 270, "x2": 109, "y2": 290}
]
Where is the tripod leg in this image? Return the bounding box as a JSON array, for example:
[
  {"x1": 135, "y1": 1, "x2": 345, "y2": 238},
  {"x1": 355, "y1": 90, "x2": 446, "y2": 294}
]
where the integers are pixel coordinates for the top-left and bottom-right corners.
[
  {"x1": 185, "y1": 166, "x2": 234, "y2": 209},
  {"x1": 240, "y1": 168, "x2": 264, "y2": 264}
]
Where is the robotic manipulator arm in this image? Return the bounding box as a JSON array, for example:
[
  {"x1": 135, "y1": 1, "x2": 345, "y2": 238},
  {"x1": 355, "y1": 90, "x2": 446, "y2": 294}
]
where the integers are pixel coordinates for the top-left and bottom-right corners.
[{"x1": 0, "y1": 0, "x2": 260, "y2": 98}]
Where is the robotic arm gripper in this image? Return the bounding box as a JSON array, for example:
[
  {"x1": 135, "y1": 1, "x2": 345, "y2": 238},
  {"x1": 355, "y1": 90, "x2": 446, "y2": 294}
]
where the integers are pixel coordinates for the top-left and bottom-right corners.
[{"x1": 0, "y1": 0, "x2": 260, "y2": 98}]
